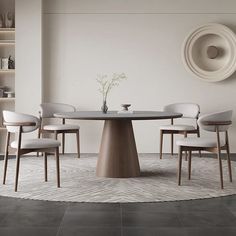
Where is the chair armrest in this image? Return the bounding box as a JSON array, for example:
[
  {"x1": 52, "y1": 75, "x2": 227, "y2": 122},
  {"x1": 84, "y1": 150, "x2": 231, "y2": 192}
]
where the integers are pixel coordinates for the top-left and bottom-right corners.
[
  {"x1": 202, "y1": 121, "x2": 232, "y2": 126},
  {"x1": 3, "y1": 121, "x2": 36, "y2": 127}
]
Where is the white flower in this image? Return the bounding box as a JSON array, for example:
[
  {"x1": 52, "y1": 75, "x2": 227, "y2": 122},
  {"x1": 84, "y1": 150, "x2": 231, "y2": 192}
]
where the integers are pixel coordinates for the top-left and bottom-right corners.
[{"x1": 96, "y1": 73, "x2": 127, "y2": 101}]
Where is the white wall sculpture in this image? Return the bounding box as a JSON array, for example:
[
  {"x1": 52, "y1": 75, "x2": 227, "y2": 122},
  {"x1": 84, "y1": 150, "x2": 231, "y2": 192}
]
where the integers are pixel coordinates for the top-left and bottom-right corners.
[{"x1": 183, "y1": 23, "x2": 236, "y2": 82}]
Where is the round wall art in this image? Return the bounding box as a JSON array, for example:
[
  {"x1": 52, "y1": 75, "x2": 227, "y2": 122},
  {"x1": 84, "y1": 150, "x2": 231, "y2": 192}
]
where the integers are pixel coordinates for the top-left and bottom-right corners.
[{"x1": 182, "y1": 23, "x2": 236, "y2": 82}]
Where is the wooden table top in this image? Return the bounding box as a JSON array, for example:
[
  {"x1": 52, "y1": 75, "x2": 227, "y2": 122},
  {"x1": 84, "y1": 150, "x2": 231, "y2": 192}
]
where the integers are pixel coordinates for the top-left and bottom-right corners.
[{"x1": 54, "y1": 111, "x2": 182, "y2": 120}]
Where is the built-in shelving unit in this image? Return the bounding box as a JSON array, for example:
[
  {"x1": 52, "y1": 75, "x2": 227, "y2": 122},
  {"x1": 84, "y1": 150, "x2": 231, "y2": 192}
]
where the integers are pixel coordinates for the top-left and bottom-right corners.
[{"x1": 0, "y1": 0, "x2": 15, "y2": 155}]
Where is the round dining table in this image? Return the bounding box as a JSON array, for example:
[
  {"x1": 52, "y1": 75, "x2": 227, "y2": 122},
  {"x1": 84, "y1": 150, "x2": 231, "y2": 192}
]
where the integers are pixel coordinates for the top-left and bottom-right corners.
[{"x1": 54, "y1": 111, "x2": 182, "y2": 178}]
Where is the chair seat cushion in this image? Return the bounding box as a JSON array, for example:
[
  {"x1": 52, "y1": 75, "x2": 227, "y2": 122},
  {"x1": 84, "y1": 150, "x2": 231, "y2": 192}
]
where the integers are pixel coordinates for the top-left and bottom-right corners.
[
  {"x1": 176, "y1": 137, "x2": 225, "y2": 148},
  {"x1": 160, "y1": 125, "x2": 196, "y2": 131},
  {"x1": 11, "y1": 138, "x2": 61, "y2": 149},
  {"x1": 43, "y1": 124, "x2": 80, "y2": 131}
]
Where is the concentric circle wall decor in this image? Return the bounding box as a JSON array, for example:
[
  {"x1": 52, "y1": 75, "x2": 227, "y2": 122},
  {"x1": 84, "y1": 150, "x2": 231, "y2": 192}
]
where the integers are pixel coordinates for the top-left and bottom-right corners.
[{"x1": 182, "y1": 23, "x2": 236, "y2": 82}]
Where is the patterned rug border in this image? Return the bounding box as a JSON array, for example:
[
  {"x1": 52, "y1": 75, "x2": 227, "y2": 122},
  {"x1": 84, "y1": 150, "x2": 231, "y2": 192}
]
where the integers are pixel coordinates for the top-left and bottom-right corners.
[
  {"x1": 0, "y1": 154, "x2": 235, "y2": 203},
  {"x1": 1, "y1": 193, "x2": 236, "y2": 204}
]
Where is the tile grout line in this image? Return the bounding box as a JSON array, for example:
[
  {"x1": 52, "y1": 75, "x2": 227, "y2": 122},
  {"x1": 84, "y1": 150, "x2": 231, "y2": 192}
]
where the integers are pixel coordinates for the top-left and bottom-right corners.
[
  {"x1": 120, "y1": 203, "x2": 123, "y2": 236},
  {"x1": 55, "y1": 204, "x2": 68, "y2": 236}
]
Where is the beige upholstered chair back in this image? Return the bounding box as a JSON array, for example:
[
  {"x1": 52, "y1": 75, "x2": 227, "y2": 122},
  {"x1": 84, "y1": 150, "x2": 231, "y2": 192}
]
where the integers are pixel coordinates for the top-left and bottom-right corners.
[
  {"x1": 164, "y1": 103, "x2": 200, "y2": 119},
  {"x1": 3, "y1": 111, "x2": 39, "y2": 133},
  {"x1": 198, "y1": 110, "x2": 233, "y2": 132},
  {"x1": 40, "y1": 103, "x2": 76, "y2": 118}
]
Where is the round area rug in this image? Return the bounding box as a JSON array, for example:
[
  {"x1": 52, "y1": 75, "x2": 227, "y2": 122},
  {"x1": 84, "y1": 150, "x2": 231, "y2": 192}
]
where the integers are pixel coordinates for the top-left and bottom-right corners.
[{"x1": 0, "y1": 154, "x2": 235, "y2": 203}]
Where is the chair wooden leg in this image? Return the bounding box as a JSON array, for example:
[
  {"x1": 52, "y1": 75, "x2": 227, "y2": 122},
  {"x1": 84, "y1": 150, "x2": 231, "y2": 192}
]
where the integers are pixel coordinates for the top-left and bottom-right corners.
[
  {"x1": 62, "y1": 133, "x2": 65, "y2": 155},
  {"x1": 184, "y1": 132, "x2": 188, "y2": 161},
  {"x1": 54, "y1": 131, "x2": 59, "y2": 155},
  {"x1": 55, "y1": 147, "x2": 60, "y2": 188},
  {"x1": 217, "y1": 151, "x2": 224, "y2": 189},
  {"x1": 3, "y1": 154, "x2": 8, "y2": 185},
  {"x1": 188, "y1": 151, "x2": 192, "y2": 180},
  {"x1": 15, "y1": 152, "x2": 21, "y2": 192},
  {"x1": 171, "y1": 133, "x2": 174, "y2": 156},
  {"x1": 3, "y1": 132, "x2": 10, "y2": 185},
  {"x1": 37, "y1": 122, "x2": 42, "y2": 157},
  {"x1": 15, "y1": 128, "x2": 22, "y2": 192},
  {"x1": 160, "y1": 130, "x2": 163, "y2": 159},
  {"x1": 44, "y1": 152, "x2": 48, "y2": 182},
  {"x1": 54, "y1": 131, "x2": 58, "y2": 140},
  {"x1": 226, "y1": 132, "x2": 232, "y2": 182},
  {"x1": 178, "y1": 147, "x2": 183, "y2": 185},
  {"x1": 197, "y1": 131, "x2": 201, "y2": 157},
  {"x1": 76, "y1": 130, "x2": 80, "y2": 159},
  {"x1": 226, "y1": 146, "x2": 233, "y2": 182},
  {"x1": 216, "y1": 129, "x2": 224, "y2": 189}
]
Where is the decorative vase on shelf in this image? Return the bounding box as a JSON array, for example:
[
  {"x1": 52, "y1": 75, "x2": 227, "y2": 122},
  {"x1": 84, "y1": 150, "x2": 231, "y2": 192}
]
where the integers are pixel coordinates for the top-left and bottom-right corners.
[
  {"x1": 8, "y1": 56, "x2": 15, "y2": 69},
  {"x1": 1, "y1": 58, "x2": 9, "y2": 70},
  {"x1": 0, "y1": 14, "x2": 4, "y2": 28},
  {"x1": 101, "y1": 100, "x2": 108, "y2": 114},
  {"x1": 4, "y1": 91, "x2": 14, "y2": 98},
  {"x1": 4, "y1": 12, "x2": 14, "y2": 28}
]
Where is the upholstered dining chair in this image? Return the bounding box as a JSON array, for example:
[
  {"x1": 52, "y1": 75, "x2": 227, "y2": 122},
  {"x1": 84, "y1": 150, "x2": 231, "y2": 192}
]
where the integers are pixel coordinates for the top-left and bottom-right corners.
[
  {"x1": 2, "y1": 111, "x2": 61, "y2": 192},
  {"x1": 39, "y1": 103, "x2": 80, "y2": 158},
  {"x1": 159, "y1": 103, "x2": 200, "y2": 159},
  {"x1": 176, "y1": 110, "x2": 233, "y2": 189}
]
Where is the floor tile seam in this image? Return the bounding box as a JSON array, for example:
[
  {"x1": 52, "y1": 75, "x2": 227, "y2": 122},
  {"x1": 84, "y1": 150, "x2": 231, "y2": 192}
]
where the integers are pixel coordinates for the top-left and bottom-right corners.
[
  {"x1": 55, "y1": 206, "x2": 68, "y2": 236},
  {"x1": 120, "y1": 203, "x2": 123, "y2": 236}
]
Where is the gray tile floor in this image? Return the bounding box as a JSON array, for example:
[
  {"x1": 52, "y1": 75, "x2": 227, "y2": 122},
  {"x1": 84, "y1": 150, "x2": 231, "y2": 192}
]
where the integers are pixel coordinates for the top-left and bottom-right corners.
[
  {"x1": 0, "y1": 154, "x2": 236, "y2": 236},
  {"x1": 0, "y1": 195, "x2": 236, "y2": 236}
]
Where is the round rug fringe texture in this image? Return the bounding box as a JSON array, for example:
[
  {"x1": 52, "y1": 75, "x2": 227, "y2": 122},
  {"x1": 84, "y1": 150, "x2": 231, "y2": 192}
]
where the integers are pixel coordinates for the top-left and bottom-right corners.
[{"x1": 0, "y1": 154, "x2": 235, "y2": 203}]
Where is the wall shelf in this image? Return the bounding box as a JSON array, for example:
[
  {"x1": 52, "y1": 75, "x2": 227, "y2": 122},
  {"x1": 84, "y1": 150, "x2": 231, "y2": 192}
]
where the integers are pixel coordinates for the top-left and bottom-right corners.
[
  {"x1": 0, "y1": 98, "x2": 15, "y2": 102},
  {"x1": 0, "y1": 28, "x2": 15, "y2": 33},
  {"x1": 0, "y1": 69, "x2": 15, "y2": 73},
  {"x1": 0, "y1": 40, "x2": 15, "y2": 45}
]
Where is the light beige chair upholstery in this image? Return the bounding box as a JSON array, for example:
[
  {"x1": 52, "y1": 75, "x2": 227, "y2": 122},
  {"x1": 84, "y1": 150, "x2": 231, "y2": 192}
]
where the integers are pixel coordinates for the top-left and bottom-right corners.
[
  {"x1": 39, "y1": 103, "x2": 80, "y2": 158},
  {"x1": 176, "y1": 137, "x2": 225, "y2": 148},
  {"x1": 160, "y1": 125, "x2": 195, "y2": 131},
  {"x1": 43, "y1": 124, "x2": 79, "y2": 131},
  {"x1": 11, "y1": 139, "x2": 60, "y2": 149},
  {"x1": 159, "y1": 103, "x2": 200, "y2": 159},
  {"x1": 3, "y1": 110, "x2": 61, "y2": 192},
  {"x1": 176, "y1": 110, "x2": 233, "y2": 189}
]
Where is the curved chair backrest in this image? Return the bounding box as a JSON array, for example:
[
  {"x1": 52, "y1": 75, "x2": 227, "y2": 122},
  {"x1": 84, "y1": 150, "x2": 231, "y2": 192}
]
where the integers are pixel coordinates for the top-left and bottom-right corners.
[
  {"x1": 198, "y1": 110, "x2": 233, "y2": 132},
  {"x1": 3, "y1": 111, "x2": 40, "y2": 133},
  {"x1": 40, "y1": 103, "x2": 76, "y2": 118},
  {"x1": 164, "y1": 103, "x2": 200, "y2": 119}
]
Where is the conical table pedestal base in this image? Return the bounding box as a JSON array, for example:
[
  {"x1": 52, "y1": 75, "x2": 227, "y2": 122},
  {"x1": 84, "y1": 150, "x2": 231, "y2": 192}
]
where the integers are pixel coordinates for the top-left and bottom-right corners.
[{"x1": 96, "y1": 120, "x2": 140, "y2": 178}]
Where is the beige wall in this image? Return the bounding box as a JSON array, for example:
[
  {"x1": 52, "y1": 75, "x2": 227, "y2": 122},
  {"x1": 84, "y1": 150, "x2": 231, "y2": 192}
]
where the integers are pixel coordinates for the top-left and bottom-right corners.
[
  {"x1": 15, "y1": 0, "x2": 42, "y2": 115},
  {"x1": 43, "y1": 0, "x2": 236, "y2": 14},
  {"x1": 42, "y1": 0, "x2": 236, "y2": 153}
]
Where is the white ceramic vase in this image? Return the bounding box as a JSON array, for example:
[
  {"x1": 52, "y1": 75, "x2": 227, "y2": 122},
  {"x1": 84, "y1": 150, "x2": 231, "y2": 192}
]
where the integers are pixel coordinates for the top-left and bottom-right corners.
[{"x1": 1, "y1": 58, "x2": 9, "y2": 70}]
